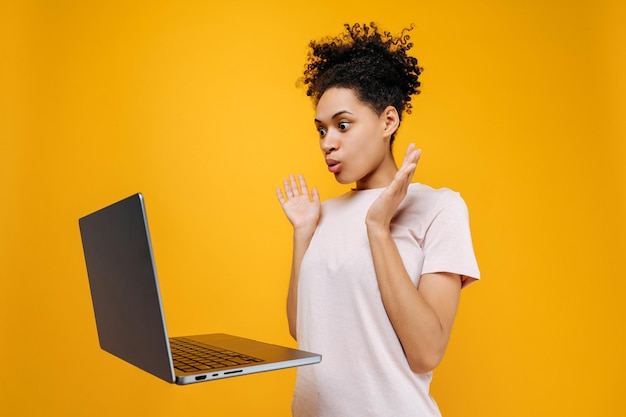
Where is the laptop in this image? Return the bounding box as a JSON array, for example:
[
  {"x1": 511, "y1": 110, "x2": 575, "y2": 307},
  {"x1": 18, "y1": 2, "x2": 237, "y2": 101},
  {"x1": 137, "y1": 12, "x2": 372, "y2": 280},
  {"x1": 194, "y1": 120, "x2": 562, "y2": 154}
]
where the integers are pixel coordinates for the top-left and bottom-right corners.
[{"x1": 78, "y1": 192, "x2": 321, "y2": 385}]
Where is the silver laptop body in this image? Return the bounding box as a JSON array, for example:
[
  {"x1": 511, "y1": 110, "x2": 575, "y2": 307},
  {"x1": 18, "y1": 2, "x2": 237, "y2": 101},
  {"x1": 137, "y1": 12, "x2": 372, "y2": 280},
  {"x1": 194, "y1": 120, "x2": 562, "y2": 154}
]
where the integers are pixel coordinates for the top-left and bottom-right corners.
[{"x1": 78, "y1": 192, "x2": 321, "y2": 385}]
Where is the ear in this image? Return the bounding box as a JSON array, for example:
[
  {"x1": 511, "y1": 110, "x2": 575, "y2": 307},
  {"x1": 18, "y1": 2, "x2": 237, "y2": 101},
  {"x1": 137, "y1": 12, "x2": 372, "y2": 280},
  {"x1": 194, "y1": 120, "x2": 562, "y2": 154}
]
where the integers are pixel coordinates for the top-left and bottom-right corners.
[{"x1": 381, "y1": 106, "x2": 400, "y2": 138}]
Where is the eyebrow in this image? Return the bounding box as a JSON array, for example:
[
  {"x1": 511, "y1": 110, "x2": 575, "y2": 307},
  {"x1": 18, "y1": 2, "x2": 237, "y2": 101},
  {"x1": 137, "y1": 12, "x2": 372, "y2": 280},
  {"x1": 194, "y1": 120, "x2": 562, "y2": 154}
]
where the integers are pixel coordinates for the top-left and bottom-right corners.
[{"x1": 314, "y1": 110, "x2": 354, "y2": 123}]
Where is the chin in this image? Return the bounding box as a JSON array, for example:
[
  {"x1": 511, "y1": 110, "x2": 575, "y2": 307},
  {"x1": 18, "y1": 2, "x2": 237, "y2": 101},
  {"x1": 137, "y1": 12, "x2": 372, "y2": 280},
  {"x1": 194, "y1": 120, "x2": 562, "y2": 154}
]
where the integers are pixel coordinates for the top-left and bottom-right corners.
[{"x1": 333, "y1": 173, "x2": 355, "y2": 185}]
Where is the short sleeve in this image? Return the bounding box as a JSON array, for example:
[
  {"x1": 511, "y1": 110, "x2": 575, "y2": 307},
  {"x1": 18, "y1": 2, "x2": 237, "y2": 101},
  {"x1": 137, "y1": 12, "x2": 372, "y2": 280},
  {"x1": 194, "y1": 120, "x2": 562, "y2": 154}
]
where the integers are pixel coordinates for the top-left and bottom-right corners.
[{"x1": 421, "y1": 191, "x2": 480, "y2": 287}]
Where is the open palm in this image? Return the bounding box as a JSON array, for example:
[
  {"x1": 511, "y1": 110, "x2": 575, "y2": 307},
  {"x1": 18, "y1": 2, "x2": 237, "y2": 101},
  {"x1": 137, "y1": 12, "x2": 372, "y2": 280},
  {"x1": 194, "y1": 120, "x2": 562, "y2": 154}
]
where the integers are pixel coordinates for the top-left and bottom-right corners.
[
  {"x1": 366, "y1": 144, "x2": 421, "y2": 228},
  {"x1": 276, "y1": 174, "x2": 321, "y2": 232}
]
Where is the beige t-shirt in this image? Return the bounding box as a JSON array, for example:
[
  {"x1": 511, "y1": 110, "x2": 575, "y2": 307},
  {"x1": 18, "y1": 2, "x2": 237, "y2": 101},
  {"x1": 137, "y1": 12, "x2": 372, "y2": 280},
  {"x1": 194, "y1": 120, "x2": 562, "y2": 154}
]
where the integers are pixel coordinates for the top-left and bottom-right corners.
[{"x1": 293, "y1": 183, "x2": 480, "y2": 417}]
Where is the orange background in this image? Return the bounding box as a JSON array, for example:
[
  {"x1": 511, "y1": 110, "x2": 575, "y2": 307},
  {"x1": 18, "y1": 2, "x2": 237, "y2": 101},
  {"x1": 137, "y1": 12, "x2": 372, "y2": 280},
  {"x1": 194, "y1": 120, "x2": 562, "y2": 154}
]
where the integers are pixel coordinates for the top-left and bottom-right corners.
[{"x1": 2, "y1": 1, "x2": 625, "y2": 416}]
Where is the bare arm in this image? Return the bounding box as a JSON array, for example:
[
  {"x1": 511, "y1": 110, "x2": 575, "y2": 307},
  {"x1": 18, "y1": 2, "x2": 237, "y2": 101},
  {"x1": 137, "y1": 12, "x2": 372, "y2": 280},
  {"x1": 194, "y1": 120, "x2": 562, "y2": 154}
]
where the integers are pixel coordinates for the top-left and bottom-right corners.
[
  {"x1": 366, "y1": 144, "x2": 462, "y2": 373},
  {"x1": 277, "y1": 174, "x2": 320, "y2": 340},
  {"x1": 367, "y1": 226, "x2": 461, "y2": 373},
  {"x1": 286, "y1": 228, "x2": 315, "y2": 340}
]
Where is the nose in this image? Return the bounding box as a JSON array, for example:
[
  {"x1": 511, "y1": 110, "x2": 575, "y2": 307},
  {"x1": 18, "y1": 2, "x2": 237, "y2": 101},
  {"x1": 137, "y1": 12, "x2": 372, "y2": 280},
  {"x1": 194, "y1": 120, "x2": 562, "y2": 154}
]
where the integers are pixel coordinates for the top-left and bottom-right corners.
[{"x1": 320, "y1": 133, "x2": 338, "y2": 154}]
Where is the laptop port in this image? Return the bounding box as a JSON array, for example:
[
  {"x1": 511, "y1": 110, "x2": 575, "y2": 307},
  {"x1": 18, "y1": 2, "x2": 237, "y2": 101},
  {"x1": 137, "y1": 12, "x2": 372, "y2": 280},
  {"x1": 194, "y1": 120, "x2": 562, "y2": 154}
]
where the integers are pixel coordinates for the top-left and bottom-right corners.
[
  {"x1": 195, "y1": 375, "x2": 207, "y2": 381},
  {"x1": 224, "y1": 370, "x2": 243, "y2": 375}
]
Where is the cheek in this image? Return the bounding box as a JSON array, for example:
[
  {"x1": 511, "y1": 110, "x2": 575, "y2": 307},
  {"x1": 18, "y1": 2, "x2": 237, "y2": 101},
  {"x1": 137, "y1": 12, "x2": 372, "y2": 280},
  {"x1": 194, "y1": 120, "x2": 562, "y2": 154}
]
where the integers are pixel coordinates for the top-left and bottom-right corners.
[
  {"x1": 345, "y1": 153, "x2": 377, "y2": 179},
  {"x1": 358, "y1": 138, "x2": 387, "y2": 165}
]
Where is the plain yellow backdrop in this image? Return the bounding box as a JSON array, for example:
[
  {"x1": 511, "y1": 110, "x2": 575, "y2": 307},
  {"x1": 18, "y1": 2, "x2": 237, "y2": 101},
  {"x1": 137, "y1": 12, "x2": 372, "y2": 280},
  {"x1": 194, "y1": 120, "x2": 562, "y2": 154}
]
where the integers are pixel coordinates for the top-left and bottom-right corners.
[{"x1": 2, "y1": 0, "x2": 625, "y2": 416}]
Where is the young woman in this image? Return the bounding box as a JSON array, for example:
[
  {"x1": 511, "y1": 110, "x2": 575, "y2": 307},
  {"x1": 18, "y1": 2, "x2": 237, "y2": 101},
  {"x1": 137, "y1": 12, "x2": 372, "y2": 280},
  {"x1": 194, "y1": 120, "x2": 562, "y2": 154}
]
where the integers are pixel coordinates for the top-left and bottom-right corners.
[{"x1": 276, "y1": 23, "x2": 480, "y2": 417}]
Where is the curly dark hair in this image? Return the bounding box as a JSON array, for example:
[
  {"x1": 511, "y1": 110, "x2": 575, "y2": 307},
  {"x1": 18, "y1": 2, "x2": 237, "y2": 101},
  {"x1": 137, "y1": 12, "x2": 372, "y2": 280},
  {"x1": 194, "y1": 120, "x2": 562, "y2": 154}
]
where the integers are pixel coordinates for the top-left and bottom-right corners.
[{"x1": 301, "y1": 22, "x2": 422, "y2": 133}]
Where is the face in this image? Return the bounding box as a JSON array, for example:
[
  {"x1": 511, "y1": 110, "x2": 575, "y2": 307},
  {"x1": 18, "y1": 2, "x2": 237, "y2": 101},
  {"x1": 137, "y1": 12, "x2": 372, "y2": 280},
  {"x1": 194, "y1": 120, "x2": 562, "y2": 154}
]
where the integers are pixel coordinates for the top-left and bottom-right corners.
[{"x1": 314, "y1": 87, "x2": 399, "y2": 189}]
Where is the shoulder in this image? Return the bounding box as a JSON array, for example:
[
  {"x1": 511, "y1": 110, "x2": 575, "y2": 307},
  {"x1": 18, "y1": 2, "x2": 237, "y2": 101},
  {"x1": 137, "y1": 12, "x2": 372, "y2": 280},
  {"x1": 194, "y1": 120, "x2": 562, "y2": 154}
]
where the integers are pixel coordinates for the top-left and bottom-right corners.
[
  {"x1": 320, "y1": 190, "x2": 353, "y2": 208},
  {"x1": 405, "y1": 183, "x2": 467, "y2": 212},
  {"x1": 407, "y1": 182, "x2": 459, "y2": 198}
]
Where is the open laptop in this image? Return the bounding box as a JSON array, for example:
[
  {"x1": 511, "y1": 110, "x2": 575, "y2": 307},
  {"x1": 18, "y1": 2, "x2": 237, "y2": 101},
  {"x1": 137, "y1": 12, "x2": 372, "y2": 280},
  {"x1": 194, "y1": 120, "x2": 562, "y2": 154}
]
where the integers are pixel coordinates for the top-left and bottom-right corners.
[{"x1": 78, "y1": 192, "x2": 321, "y2": 385}]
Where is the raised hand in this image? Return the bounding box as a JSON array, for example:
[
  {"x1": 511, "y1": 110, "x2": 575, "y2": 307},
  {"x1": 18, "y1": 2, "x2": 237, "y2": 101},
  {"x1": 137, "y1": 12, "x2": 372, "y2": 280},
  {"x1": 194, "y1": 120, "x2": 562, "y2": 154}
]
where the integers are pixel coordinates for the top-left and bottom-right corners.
[
  {"x1": 366, "y1": 143, "x2": 422, "y2": 229},
  {"x1": 276, "y1": 174, "x2": 321, "y2": 233}
]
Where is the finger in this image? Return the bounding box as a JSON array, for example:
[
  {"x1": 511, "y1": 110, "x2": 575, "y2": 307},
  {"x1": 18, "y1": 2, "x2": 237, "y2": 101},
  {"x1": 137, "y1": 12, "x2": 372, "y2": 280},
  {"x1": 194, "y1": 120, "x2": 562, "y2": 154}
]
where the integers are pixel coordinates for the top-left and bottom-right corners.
[
  {"x1": 398, "y1": 160, "x2": 417, "y2": 177},
  {"x1": 401, "y1": 143, "x2": 416, "y2": 166},
  {"x1": 311, "y1": 186, "x2": 320, "y2": 203},
  {"x1": 402, "y1": 145, "x2": 420, "y2": 167},
  {"x1": 289, "y1": 174, "x2": 300, "y2": 196},
  {"x1": 405, "y1": 162, "x2": 418, "y2": 181},
  {"x1": 411, "y1": 148, "x2": 422, "y2": 165},
  {"x1": 393, "y1": 162, "x2": 417, "y2": 191},
  {"x1": 405, "y1": 162, "x2": 418, "y2": 182},
  {"x1": 398, "y1": 148, "x2": 421, "y2": 181},
  {"x1": 298, "y1": 174, "x2": 309, "y2": 198},
  {"x1": 408, "y1": 149, "x2": 422, "y2": 178},
  {"x1": 276, "y1": 187, "x2": 286, "y2": 204},
  {"x1": 284, "y1": 178, "x2": 293, "y2": 198},
  {"x1": 404, "y1": 142, "x2": 415, "y2": 156}
]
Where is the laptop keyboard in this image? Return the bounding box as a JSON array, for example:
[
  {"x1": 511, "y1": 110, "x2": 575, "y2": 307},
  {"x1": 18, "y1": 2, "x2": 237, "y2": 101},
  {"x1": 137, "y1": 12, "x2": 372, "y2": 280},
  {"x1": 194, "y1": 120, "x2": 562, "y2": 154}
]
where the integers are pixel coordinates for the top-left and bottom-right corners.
[{"x1": 169, "y1": 337, "x2": 264, "y2": 373}]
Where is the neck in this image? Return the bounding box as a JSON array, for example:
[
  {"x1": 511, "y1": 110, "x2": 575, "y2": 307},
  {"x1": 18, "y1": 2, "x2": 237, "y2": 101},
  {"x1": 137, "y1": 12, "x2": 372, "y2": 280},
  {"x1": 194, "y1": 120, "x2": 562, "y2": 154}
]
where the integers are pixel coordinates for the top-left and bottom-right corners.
[{"x1": 354, "y1": 156, "x2": 398, "y2": 190}]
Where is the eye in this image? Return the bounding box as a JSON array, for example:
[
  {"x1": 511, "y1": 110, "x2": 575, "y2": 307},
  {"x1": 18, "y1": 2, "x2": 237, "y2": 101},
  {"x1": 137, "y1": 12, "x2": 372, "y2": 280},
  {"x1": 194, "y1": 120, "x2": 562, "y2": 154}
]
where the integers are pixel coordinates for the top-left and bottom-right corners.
[
  {"x1": 338, "y1": 121, "x2": 350, "y2": 131},
  {"x1": 317, "y1": 126, "x2": 327, "y2": 137}
]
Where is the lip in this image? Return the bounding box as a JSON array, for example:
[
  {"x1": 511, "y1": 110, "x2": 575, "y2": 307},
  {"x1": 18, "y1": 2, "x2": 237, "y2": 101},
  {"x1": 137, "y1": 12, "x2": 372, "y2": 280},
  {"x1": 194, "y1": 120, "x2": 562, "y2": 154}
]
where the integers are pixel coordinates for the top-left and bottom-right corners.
[{"x1": 326, "y1": 159, "x2": 341, "y2": 173}]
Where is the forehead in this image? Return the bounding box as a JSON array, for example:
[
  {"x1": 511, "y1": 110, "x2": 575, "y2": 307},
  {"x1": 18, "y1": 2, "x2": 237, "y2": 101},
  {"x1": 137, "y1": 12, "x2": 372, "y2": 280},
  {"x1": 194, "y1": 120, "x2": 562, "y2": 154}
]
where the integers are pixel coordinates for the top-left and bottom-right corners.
[{"x1": 315, "y1": 87, "x2": 374, "y2": 121}]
